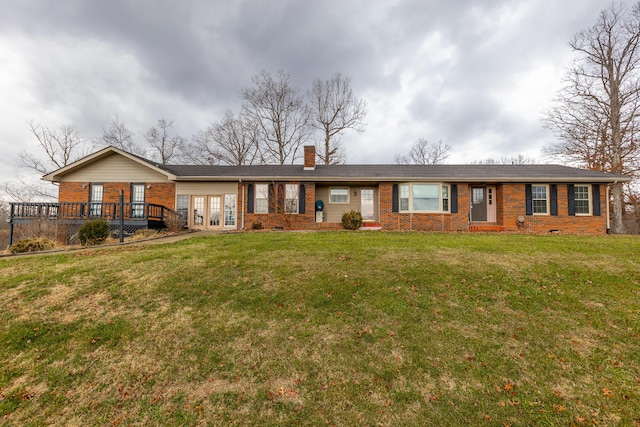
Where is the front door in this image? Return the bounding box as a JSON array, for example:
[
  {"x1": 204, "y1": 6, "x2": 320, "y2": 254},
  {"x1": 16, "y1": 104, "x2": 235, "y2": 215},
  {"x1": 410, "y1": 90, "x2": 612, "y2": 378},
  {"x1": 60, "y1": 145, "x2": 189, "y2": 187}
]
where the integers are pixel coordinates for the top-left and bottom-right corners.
[
  {"x1": 360, "y1": 188, "x2": 375, "y2": 221},
  {"x1": 470, "y1": 186, "x2": 487, "y2": 222}
]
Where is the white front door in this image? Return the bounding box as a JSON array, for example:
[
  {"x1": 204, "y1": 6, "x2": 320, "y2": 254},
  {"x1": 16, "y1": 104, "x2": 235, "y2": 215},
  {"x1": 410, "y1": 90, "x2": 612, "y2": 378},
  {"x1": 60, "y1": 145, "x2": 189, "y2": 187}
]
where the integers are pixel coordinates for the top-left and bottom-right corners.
[{"x1": 360, "y1": 188, "x2": 375, "y2": 221}]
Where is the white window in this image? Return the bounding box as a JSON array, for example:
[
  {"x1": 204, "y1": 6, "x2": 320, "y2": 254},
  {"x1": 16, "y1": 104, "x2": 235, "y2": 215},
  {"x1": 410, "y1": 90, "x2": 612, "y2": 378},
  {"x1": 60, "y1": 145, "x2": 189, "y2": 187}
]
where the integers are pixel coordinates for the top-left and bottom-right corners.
[
  {"x1": 532, "y1": 185, "x2": 548, "y2": 215},
  {"x1": 400, "y1": 184, "x2": 409, "y2": 211},
  {"x1": 574, "y1": 185, "x2": 591, "y2": 215},
  {"x1": 224, "y1": 194, "x2": 236, "y2": 226},
  {"x1": 131, "y1": 184, "x2": 145, "y2": 218},
  {"x1": 255, "y1": 184, "x2": 269, "y2": 214},
  {"x1": 442, "y1": 185, "x2": 449, "y2": 212},
  {"x1": 177, "y1": 194, "x2": 189, "y2": 227},
  {"x1": 399, "y1": 183, "x2": 450, "y2": 213},
  {"x1": 285, "y1": 184, "x2": 298, "y2": 214},
  {"x1": 330, "y1": 188, "x2": 349, "y2": 203},
  {"x1": 90, "y1": 184, "x2": 103, "y2": 217}
]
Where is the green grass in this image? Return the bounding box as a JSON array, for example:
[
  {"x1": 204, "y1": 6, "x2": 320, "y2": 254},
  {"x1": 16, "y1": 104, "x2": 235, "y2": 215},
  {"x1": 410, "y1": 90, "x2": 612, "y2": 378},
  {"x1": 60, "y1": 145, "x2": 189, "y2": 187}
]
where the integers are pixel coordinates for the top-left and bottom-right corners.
[{"x1": 0, "y1": 232, "x2": 639, "y2": 426}]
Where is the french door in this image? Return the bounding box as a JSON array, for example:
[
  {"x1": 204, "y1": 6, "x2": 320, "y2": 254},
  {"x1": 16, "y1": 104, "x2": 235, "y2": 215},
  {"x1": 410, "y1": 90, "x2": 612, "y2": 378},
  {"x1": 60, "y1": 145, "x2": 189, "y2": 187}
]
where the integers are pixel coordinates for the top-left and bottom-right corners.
[
  {"x1": 191, "y1": 195, "x2": 222, "y2": 229},
  {"x1": 191, "y1": 195, "x2": 236, "y2": 229}
]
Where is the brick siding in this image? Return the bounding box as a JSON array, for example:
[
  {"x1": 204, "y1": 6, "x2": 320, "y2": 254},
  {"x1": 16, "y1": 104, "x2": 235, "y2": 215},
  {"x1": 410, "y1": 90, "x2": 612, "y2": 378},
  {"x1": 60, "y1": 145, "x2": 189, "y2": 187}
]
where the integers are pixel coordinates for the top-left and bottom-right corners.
[
  {"x1": 58, "y1": 182, "x2": 176, "y2": 209},
  {"x1": 59, "y1": 180, "x2": 609, "y2": 235}
]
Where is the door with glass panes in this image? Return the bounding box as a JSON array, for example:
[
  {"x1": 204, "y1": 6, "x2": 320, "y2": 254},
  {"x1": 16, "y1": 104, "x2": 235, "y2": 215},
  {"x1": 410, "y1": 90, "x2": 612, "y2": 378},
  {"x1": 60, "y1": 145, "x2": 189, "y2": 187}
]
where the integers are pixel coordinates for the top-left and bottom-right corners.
[{"x1": 190, "y1": 195, "x2": 236, "y2": 229}]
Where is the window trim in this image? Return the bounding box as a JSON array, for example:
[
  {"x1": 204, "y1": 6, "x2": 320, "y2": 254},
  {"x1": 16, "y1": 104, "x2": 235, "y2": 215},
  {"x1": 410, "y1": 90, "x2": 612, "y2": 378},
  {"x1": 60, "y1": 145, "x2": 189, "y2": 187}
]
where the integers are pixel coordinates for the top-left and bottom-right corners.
[
  {"x1": 329, "y1": 187, "x2": 350, "y2": 204},
  {"x1": 254, "y1": 183, "x2": 269, "y2": 214},
  {"x1": 398, "y1": 182, "x2": 451, "y2": 213},
  {"x1": 284, "y1": 184, "x2": 299, "y2": 214},
  {"x1": 531, "y1": 184, "x2": 549, "y2": 216},
  {"x1": 573, "y1": 184, "x2": 592, "y2": 216},
  {"x1": 89, "y1": 183, "x2": 104, "y2": 217},
  {"x1": 224, "y1": 194, "x2": 237, "y2": 227}
]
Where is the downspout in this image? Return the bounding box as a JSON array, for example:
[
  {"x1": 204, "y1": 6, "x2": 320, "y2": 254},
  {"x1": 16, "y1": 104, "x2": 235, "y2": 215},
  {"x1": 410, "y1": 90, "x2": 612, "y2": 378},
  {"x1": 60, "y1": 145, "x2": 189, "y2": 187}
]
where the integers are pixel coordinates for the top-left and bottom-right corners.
[
  {"x1": 606, "y1": 183, "x2": 611, "y2": 234},
  {"x1": 240, "y1": 180, "x2": 244, "y2": 230},
  {"x1": 8, "y1": 203, "x2": 14, "y2": 248}
]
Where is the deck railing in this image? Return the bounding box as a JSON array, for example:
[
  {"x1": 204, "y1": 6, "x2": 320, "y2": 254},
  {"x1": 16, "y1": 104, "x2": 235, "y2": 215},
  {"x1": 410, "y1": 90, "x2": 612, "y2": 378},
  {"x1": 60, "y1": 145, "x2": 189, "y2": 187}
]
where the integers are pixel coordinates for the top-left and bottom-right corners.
[
  {"x1": 7, "y1": 202, "x2": 184, "y2": 247},
  {"x1": 9, "y1": 202, "x2": 172, "y2": 222}
]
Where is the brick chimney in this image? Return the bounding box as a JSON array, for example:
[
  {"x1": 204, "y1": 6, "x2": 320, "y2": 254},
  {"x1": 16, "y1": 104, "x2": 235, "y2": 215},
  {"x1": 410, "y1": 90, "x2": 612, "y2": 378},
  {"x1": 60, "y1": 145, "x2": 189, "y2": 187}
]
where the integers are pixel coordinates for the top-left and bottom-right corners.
[{"x1": 303, "y1": 145, "x2": 316, "y2": 170}]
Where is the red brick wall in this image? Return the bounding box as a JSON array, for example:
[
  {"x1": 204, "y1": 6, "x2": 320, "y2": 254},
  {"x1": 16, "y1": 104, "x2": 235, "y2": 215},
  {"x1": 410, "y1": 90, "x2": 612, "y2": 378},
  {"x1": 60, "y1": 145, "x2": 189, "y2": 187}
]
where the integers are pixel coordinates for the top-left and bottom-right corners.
[
  {"x1": 241, "y1": 182, "x2": 325, "y2": 230},
  {"x1": 59, "y1": 180, "x2": 609, "y2": 234},
  {"x1": 58, "y1": 182, "x2": 176, "y2": 209},
  {"x1": 379, "y1": 183, "x2": 469, "y2": 231},
  {"x1": 378, "y1": 182, "x2": 608, "y2": 235},
  {"x1": 501, "y1": 183, "x2": 608, "y2": 234}
]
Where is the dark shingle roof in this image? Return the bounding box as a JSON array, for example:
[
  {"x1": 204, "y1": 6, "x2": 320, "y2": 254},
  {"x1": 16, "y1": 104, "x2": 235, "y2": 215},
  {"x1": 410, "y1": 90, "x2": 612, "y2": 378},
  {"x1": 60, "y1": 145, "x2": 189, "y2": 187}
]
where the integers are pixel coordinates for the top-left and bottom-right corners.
[{"x1": 158, "y1": 163, "x2": 629, "y2": 183}]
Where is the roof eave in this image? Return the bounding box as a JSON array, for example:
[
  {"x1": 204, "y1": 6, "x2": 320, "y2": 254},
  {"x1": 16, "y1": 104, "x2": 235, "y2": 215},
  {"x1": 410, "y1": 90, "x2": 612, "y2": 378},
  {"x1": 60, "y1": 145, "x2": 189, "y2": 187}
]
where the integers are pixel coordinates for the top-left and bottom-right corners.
[{"x1": 172, "y1": 175, "x2": 630, "y2": 183}]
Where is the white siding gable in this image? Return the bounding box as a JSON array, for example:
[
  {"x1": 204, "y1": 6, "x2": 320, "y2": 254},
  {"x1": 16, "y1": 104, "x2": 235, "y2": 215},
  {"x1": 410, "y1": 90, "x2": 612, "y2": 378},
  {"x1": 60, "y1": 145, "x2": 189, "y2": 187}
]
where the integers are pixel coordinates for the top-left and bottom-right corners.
[{"x1": 61, "y1": 153, "x2": 169, "y2": 182}]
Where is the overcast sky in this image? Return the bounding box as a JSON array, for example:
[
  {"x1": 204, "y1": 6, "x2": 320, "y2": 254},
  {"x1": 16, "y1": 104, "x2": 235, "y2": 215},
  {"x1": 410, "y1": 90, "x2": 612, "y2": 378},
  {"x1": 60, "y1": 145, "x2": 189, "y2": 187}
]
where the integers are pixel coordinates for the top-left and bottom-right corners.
[{"x1": 0, "y1": 0, "x2": 622, "y2": 190}]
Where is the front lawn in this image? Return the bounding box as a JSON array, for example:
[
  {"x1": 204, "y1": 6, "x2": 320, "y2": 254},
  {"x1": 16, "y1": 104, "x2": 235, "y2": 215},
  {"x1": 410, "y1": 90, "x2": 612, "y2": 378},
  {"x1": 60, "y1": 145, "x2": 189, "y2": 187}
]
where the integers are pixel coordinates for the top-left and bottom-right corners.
[{"x1": 0, "y1": 232, "x2": 639, "y2": 426}]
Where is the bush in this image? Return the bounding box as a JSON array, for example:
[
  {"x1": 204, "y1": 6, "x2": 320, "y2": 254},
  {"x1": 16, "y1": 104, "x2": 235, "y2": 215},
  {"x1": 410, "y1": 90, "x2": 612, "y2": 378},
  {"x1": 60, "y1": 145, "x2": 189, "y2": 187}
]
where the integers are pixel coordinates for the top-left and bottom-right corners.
[
  {"x1": 78, "y1": 219, "x2": 110, "y2": 246},
  {"x1": 165, "y1": 213, "x2": 185, "y2": 233},
  {"x1": 9, "y1": 238, "x2": 56, "y2": 254},
  {"x1": 342, "y1": 210, "x2": 363, "y2": 230},
  {"x1": 252, "y1": 222, "x2": 264, "y2": 230}
]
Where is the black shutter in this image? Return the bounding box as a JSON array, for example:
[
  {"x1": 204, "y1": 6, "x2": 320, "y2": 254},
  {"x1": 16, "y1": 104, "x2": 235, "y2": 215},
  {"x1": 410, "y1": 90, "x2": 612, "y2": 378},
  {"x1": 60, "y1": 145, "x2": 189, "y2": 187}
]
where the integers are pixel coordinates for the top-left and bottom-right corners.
[
  {"x1": 278, "y1": 183, "x2": 285, "y2": 212},
  {"x1": 299, "y1": 184, "x2": 306, "y2": 214},
  {"x1": 550, "y1": 184, "x2": 558, "y2": 216},
  {"x1": 247, "y1": 184, "x2": 254, "y2": 213},
  {"x1": 451, "y1": 184, "x2": 458, "y2": 213},
  {"x1": 268, "y1": 184, "x2": 275, "y2": 213},
  {"x1": 392, "y1": 184, "x2": 399, "y2": 213},
  {"x1": 567, "y1": 184, "x2": 575, "y2": 216},
  {"x1": 592, "y1": 184, "x2": 601, "y2": 216},
  {"x1": 525, "y1": 184, "x2": 533, "y2": 216}
]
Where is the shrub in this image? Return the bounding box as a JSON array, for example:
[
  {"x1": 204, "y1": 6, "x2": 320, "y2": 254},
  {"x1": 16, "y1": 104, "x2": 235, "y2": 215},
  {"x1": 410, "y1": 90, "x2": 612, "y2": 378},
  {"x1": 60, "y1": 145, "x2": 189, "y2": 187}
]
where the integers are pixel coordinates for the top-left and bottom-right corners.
[
  {"x1": 342, "y1": 210, "x2": 363, "y2": 230},
  {"x1": 9, "y1": 238, "x2": 56, "y2": 254},
  {"x1": 78, "y1": 219, "x2": 110, "y2": 246},
  {"x1": 165, "y1": 213, "x2": 185, "y2": 233},
  {"x1": 252, "y1": 222, "x2": 263, "y2": 230}
]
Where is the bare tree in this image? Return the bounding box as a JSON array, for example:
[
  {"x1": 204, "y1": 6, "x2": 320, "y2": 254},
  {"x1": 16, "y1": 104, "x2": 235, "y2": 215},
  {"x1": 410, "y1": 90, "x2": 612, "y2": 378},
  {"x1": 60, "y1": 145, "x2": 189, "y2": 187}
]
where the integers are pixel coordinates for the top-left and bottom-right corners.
[
  {"x1": 308, "y1": 73, "x2": 367, "y2": 164},
  {"x1": 19, "y1": 121, "x2": 87, "y2": 175},
  {"x1": 97, "y1": 115, "x2": 145, "y2": 156},
  {"x1": 542, "y1": 3, "x2": 640, "y2": 233},
  {"x1": 394, "y1": 138, "x2": 451, "y2": 165},
  {"x1": 8, "y1": 121, "x2": 88, "y2": 201},
  {"x1": 471, "y1": 155, "x2": 537, "y2": 165},
  {"x1": 241, "y1": 70, "x2": 312, "y2": 165},
  {"x1": 1, "y1": 180, "x2": 57, "y2": 202},
  {"x1": 187, "y1": 111, "x2": 259, "y2": 166},
  {"x1": 143, "y1": 119, "x2": 186, "y2": 164}
]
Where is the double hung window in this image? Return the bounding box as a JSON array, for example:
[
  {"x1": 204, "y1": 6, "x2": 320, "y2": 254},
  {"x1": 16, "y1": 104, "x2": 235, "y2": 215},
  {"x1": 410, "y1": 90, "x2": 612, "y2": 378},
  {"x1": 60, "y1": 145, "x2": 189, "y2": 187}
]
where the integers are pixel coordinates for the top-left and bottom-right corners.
[
  {"x1": 574, "y1": 185, "x2": 591, "y2": 215},
  {"x1": 532, "y1": 185, "x2": 548, "y2": 215},
  {"x1": 285, "y1": 184, "x2": 298, "y2": 214},
  {"x1": 255, "y1": 184, "x2": 269, "y2": 214}
]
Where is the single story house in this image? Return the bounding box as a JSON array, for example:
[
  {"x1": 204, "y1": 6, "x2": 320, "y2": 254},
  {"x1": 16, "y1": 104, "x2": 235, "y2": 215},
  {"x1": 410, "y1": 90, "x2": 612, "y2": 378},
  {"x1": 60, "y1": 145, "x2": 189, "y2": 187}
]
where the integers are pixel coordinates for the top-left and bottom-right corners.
[{"x1": 40, "y1": 145, "x2": 631, "y2": 235}]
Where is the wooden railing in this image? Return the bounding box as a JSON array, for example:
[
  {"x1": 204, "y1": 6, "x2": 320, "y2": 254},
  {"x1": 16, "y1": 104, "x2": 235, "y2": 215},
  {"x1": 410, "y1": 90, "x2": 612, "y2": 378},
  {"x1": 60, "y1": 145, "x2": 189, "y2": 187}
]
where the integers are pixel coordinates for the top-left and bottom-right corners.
[{"x1": 9, "y1": 202, "x2": 176, "y2": 222}]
